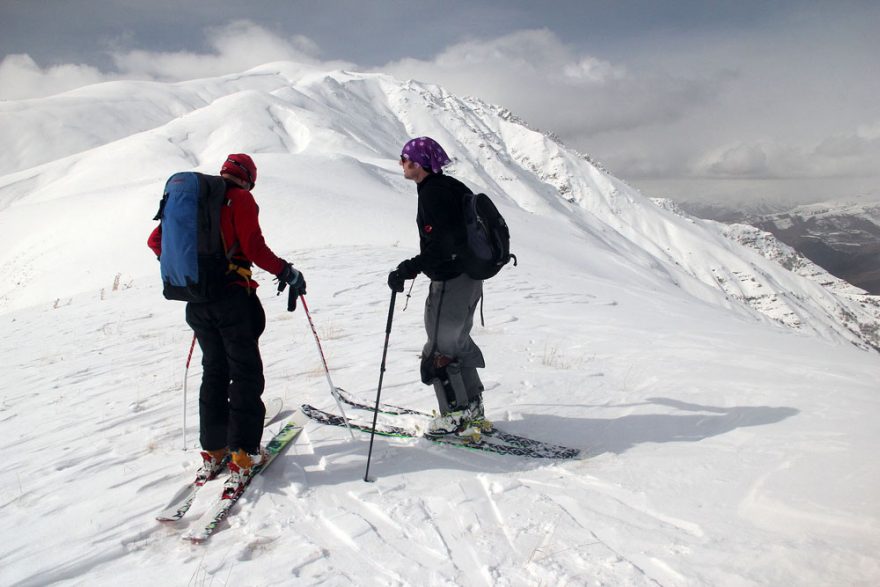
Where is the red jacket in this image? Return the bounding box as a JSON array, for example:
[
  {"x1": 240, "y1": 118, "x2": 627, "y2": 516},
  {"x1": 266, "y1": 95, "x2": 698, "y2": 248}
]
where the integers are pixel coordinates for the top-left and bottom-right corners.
[{"x1": 148, "y1": 183, "x2": 285, "y2": 288}]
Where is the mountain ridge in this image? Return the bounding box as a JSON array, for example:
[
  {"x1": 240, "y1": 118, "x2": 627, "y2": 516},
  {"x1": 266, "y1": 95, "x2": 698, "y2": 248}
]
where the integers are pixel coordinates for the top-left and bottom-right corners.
[
  {"x1": 0, "y1": 63, "x2": 877, "y2": 351},
  {"x1": 680, "y1": 196, "x2": 880, "y2": 295}
]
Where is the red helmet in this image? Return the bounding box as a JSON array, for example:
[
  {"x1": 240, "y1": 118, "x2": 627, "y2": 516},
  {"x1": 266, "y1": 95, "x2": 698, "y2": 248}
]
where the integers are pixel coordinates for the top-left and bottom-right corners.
[{"x1": 220, "y1": 153, "x2": 257, "y2": 188}]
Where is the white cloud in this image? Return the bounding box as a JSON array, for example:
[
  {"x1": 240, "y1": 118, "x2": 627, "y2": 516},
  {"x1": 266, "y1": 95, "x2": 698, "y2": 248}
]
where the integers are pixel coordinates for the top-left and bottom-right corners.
[
  {"x1": 0, "y1": 21, "x2": 351, "y2": 100},
  {"x1": 111, "y1": 20, "x2": 349, "y2": 80},
  {"x1": 381, "y1": 29, "x2": 718, "y2": 139},
  {"x1": 698, "y1": 143, "x2": 773, "y2": 178},
  {"x1": 376, "y1": 16, "x2": 880, "y2": 199},
  {"x1": 3, "y1": 12, "x2": 876, "y2": 204},
  {"x1": 562, "y1": 57, "x2": 626, "y2": 84},
  {"x1": 0, "y1": 54, "x2": 106, "y2": 100},
  {"x1": 694, "y1": 123, "x2": 880, "y2": 180},
  {"x1": 858, "y1": 122, "x2": 880, "y2": 141}
]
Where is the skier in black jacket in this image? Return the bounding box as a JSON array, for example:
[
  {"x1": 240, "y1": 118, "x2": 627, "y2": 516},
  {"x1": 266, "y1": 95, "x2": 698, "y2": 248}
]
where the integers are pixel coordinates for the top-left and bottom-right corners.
[{"x1": 388, "y1": 137, "x2": 490, "y2": 437}]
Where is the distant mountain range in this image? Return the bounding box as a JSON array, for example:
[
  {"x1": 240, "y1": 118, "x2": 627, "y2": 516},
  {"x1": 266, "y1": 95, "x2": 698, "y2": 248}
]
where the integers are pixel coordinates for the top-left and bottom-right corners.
[{"x1": 680, "y1": 197, "x2": 880, "y2": 295}]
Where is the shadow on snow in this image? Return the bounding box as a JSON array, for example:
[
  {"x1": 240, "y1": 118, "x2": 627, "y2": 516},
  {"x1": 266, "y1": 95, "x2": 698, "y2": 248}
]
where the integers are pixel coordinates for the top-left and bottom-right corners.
[{"x1": 272, "y1": 396, "x2": 798, "y2": 483}]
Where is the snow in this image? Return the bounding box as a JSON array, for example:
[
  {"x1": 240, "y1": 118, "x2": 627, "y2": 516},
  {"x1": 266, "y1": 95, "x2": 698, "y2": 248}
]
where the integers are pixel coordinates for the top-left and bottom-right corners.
[{"x1": 1, "y1": 63, "x2": 879, "y2": 586}]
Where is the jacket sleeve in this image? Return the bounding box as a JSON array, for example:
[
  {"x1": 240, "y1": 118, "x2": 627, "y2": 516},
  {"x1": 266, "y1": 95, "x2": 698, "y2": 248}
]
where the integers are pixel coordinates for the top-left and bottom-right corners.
[
  {"x1": 147, "y1": 225, "x2": 162, "y2": 258},
  {"x1": 230, "y1": 189, "x2": 286, "y2": 276}
]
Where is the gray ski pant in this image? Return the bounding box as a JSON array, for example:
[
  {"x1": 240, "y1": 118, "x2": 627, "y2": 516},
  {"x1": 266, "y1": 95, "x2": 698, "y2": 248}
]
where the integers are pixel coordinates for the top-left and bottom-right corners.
[{"x1": 423, "y1": 273, "x2": 485, "y2": 412}]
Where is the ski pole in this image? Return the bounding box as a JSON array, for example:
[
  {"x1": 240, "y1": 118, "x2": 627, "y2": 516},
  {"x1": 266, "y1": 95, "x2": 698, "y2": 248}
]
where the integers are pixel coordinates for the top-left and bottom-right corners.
[
  {"x1": 300, "y1": 295, "x2": 355, "y2": 439},
  {"x1": 364, "y1": 289, "x2": 397, "y2": 482},
  {"x1": 183, "y1": 333, "x2": 197, "y2": 451}
]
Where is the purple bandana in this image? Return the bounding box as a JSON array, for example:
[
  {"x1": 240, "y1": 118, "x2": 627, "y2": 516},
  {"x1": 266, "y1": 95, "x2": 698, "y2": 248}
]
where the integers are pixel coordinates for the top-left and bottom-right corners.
[{"x1": 401, "y1": 136, "x2": 451, "y2": 173}]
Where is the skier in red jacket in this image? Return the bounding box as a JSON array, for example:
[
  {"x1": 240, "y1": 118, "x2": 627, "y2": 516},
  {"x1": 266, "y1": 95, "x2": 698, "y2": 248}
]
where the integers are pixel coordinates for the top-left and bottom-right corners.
[{"x1": 148, "y1": 154, "x2": 305, "y2": 484}]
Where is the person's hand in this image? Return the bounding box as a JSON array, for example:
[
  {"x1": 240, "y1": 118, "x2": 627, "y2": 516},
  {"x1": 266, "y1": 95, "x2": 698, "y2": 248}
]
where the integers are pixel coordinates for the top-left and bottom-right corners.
[
  {"x1": 387, "y1": 269, "x2": 405, "y2": 292},
  {"x1": 387, "y1": 259, "x2": 418, "y2": 291},
  {"x1": 276, "y1": 262, "x2": 306, "y2": 312},
  {"x1": 276, "y1": 262, "x2": 307, "y2": 296}
]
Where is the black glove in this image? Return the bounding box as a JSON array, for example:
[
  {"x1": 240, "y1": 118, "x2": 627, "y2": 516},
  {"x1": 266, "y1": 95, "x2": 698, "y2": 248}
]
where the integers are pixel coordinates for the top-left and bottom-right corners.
[
  {"x1": 387, "y1": 259, "x2": 418, "y2": 292},
  {"x1": 276, "y1": 262, "x2": 307, "y2": 311},
  {"x1": 387, "y1": 270, "x2": 405, "y2": 292}
]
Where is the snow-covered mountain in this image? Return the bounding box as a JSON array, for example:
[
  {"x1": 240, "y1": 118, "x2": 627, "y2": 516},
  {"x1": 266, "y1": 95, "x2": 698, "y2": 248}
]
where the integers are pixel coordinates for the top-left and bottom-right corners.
[
  {"x1": 2, "y1": 63, "x2": 879, "y2": 586},
  {"x1": 654, "y1": 198, "x2": 880, "y2": 351},
  {"x1": 680, "y1": 196, "x2": 880, "y2": 295},
  {"x1": 751, "y1": 197, "x2": 880, "y2": 295},
  {"x1": 2, "y1": 62, "x2": 878, "y2": 352}
]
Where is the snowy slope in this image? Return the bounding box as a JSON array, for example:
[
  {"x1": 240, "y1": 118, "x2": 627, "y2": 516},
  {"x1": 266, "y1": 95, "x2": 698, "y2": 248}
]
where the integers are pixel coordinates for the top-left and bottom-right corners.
[
  {"x1": 654, "y1": 198, "x2": 880, "y2": 351},
  {"x1": 679, "y1": 196, "x2": 880, "y2": 295},
  {"x1": 1, "y1": 63, "x2": 879, "y2": 586},
  {"x1": 1, "y1": 63, "x2": 877, "y2": 350},
  {"x1": 752, "y1": 197, "x2": 880, "y2": 295}
]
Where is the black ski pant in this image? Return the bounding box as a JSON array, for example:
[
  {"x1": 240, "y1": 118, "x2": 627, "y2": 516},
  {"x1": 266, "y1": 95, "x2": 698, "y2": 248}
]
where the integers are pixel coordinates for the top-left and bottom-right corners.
[{"x1": 185, "y1": 286, "x2": 266, "y2": 453}]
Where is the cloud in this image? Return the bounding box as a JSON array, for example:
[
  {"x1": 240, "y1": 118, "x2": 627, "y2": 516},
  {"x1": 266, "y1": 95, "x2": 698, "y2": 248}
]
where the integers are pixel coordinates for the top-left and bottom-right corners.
[
  {"x1": 694, "y1": 123, "x2": 880, "y2": 180},
  {"x1": 808, "y1": 126, "x2": 880, "y2": 178},
  {"x1": 381, "y1": 29, "x2": 719, "y2": 140},
  {"x1": 697, "y1": 143, "x2": 774, "y2": 178},
  {"x1": 3, "y1": 12, "x2": 876, "y2": 204},
  {"x1": 377, "y1": 14, "x2": 880, "y2": 199},
  {"x1": 111, "y1": 20, "x2": 351, "y2": 81},
  {"x1": 0, "y1": 21, "x2": 352, "y2": 100},
  {"x1": 814, "y1": 124, "x2": 880, "y2": 161},
  {"x1": 0, "y1": 54, "x2": 107, "y2": 100}
]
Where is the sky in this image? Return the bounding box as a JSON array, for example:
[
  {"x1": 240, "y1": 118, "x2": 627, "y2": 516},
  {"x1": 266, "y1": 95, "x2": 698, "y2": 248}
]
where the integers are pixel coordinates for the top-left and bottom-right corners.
[{"x1": 2, "y1": 0, "x2": 879, "y2": 207}]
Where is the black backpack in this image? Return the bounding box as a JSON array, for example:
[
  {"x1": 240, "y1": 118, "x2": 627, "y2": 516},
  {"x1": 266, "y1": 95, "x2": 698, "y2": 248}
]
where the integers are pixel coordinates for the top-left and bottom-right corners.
[
  {"x1": 153, "y1": 172, "x2": 237, "y2": 302},
  {"x1": 458, "y1": 192, "x2": 516, "y2": 280}
]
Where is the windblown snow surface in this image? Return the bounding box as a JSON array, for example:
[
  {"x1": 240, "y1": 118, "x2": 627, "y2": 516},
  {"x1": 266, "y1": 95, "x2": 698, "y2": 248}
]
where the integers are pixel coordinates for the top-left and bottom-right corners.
[{"x1": 1, "y1": 63, "x2": 878, "y2": 586}]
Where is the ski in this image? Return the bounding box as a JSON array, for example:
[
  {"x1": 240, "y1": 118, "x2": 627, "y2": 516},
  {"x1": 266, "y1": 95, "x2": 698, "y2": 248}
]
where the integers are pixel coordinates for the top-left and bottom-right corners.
[
  {"x1": 332, "y1": 387, "x2": 581, "y2": 459},
  {"x1": 303, "y1": 403, "x2": 415, "y2": 437},
  {"x1": 156, "y1": 482, "x2": 206, "y2": 522},
  {"x1": 156, "y1": 454, "x2": 230, "y2": 522},
  {"x1": 302, "y1": 404, "x2": 579, "y2": 460},
  {"x1": 182, "y1": 411, "x2": 308, "y2": 543},
  {"x1": 335, "y1": 386, "x2": 426, "y2": 416},
  {"x1": 156, "y1": 397, "x2": 285, "y2": 522}
]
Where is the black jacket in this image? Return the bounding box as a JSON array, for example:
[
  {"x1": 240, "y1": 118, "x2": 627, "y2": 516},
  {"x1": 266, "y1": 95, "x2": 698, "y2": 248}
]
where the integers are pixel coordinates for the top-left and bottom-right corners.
[{"x1": 409, "y1": 172, "x2": 471, "y2": 281}]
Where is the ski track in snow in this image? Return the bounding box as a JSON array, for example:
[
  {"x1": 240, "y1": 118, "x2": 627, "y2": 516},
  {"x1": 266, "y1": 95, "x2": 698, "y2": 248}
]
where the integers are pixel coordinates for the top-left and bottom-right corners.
[{"x1": 3, "y1": 246, "x2": 878, "y2": 586}]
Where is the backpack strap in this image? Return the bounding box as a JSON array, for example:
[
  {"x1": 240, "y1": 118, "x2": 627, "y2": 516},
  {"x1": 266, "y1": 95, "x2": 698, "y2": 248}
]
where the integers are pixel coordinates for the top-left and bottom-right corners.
[
  {"x1": 218, "y1": 197, "x2": 254, "y2": 290},
  {"x1": 152, "y1": 193, "x2": 168, "y2": 221}
]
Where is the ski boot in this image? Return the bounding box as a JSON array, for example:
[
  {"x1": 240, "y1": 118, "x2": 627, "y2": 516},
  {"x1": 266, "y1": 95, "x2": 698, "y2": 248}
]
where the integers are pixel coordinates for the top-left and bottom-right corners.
[
  {"x1": 456, "y1": 398, "x2": 494, "y2": 441},
  {"x1": 428, "y1": 400, "x2": 493, "y2": 442},
  {"x1": 223, "y1": 448, "x2": 267, "y2": 499},
  {"x1": 195, "y1": 447, "x2": 229, "y2": 486}
]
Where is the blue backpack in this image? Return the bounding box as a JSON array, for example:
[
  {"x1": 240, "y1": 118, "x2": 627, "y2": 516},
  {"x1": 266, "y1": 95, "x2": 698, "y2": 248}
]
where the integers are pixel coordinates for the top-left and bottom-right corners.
[
  {"x1": 459, "y1": 192, "x2": 516, "y2": 280},
  {"x1": 153, "y1": 172, "x2": 236, "y2": 302}
]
